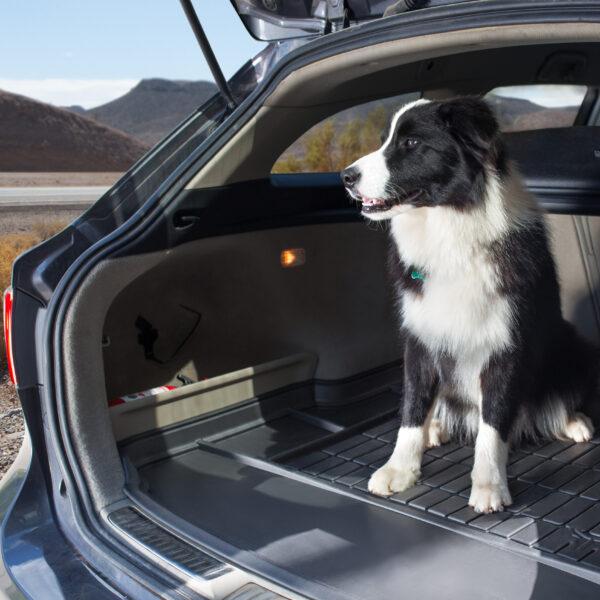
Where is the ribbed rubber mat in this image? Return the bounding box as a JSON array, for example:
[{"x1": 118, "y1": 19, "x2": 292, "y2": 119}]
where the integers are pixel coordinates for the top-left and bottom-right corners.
[{"x1": 277, "y1": 416, "x2": 600, "y2": 570}]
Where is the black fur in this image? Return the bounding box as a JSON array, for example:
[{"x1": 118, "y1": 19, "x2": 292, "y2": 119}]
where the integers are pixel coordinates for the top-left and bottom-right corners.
[
  {"x1": 379, "y1": 98, "x2": 508, "y2": 211},
  {"x1": 387, "y1": 241, "x2": 425, "y2": 296},
  {"x1": 401, "y1": 334, "x2": 439, "y2": 427},
  {"x1": 484, "y1": 218, "x2": 600, "y2": 441}
]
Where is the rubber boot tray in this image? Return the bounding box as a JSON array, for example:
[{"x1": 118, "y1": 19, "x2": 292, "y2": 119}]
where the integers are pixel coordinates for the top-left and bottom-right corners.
[
  {"x1": 262, "y1": 414, "x2": 600, "y2": 572},
  {"x1": 125, "y1": 374, "x2": 600, "y2": 582}
]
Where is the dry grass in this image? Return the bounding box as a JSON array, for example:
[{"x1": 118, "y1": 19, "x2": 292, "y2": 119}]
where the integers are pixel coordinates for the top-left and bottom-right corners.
[{"x1": 0, "y1": 221, "x2": 68, "y2": 367}]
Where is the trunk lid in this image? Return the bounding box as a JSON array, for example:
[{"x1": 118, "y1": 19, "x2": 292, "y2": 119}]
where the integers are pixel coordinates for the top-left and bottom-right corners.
[{"x1": 228, "y1": 0, "x2": 468, "y2": 41}]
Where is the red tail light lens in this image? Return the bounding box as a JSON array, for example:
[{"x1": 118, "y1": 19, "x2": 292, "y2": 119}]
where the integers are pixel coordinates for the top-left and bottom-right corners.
[{"x1": 3, "y1": 287, "x2": 16, "y2": 385}]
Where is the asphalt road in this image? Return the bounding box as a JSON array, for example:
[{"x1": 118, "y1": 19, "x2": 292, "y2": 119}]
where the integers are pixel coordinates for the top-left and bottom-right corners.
[{"x1": 0, "y1": 186, "x2": 109, "y2": 210}]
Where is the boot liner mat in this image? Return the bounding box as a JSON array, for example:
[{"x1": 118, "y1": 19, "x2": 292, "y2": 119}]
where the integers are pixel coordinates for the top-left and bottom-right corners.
[{"x1": 198, "y1": 395, "x2": 600, "y2": 576}]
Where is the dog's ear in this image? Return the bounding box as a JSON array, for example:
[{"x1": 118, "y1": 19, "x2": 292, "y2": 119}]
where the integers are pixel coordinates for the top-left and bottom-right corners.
[{"x1": 438, "y1": 97, "x2": 500, "y2": 158}]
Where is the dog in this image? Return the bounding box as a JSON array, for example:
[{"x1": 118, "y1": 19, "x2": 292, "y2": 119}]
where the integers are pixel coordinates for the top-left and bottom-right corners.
[{"x1": 341, "y1": 97, "x2": 599, "y2": 514}]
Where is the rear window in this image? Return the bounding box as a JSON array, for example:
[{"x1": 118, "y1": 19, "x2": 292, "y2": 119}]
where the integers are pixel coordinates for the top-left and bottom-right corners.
[
  {"x1": 271, "y1": 85, "x2": 588, "y2": 174},
  {"x1": 271, "y1": 93, "x2": 420, "y2": 174},
  {"x1": 485, "y1": 85, "x2": 587, "y2": 131}
]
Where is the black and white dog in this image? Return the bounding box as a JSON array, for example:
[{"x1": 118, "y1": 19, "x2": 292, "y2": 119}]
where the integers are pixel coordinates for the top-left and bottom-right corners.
[{"x1": 341, "y1": 97, "x2": 599, "y2": 514}]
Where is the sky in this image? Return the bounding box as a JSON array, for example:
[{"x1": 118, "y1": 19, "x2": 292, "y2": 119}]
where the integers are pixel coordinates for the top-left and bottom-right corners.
[
  {"x1": 0, "y1": 1, "x2": 265, "y2": 108},
  {"x1": 0, "y1": 2, "x2": 586, "y2": 111}
]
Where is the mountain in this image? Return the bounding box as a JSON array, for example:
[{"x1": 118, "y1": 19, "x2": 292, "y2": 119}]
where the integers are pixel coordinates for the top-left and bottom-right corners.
[
  {"x1": 485, "y1": 94, "x2": 578, "y2": 131},
  {"x1": 0, "y1": 90, "x2": 149, "y2": 172},
  {"x1": 63, "y1": 104, "x2": 86, "y2": 114},
  {"x1": 83, "y1": 79, "x2": 218, "y2": 145}
]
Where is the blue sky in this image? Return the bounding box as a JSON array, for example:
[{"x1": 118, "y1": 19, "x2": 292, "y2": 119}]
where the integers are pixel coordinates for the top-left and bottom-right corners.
[{"x1": 0, "y1": 1, "x2": 265, "y2": 108}]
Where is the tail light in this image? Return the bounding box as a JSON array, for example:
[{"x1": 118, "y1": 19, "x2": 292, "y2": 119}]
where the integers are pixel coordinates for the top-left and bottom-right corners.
[{"x1": 3, "y1": 287, "x2": 16, "y2": 385}]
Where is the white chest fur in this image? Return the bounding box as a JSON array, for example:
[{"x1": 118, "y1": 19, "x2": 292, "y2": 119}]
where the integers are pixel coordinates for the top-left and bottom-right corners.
[{"x1": 390, "y1": 204, "x2": 514, "y2": 364}]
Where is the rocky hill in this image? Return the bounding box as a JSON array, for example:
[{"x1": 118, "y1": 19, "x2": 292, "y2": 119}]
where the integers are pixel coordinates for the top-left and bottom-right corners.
[
  {"x1": 0, "y1": 90, "x2": 149, "y2": 172},
  {"x1": 82, "y1": 79, "x2": 217, "y2": 145},
  {"x1": 485, "y1": 94, "x2": 577, "y2": 131}
]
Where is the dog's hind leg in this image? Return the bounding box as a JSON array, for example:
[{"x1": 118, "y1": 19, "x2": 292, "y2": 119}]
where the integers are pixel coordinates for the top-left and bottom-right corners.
[
  {"x1": 564, "y1": 412, "x2": 594, "y2": 442},
  {"x1": 369, "y1": 335, "x2": 438, "y2": 497},
  {"x1": 427, "y1": 417, "x2": 451, "y2": 448}
]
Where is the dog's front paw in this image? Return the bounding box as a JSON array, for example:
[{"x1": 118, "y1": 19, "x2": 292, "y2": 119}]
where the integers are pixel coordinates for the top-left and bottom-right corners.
[
  {"x1": 469, "y1": 483, "x2": 512, "y2": 514},
  {"x1": 368, "y1": 463, "x2": 419, "y2": 497},
  {"x1": 564, "y1": 412, "x2": 594, "y2": 443}
]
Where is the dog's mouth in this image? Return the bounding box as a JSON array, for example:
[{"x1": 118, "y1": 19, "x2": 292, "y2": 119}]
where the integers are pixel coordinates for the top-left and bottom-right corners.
[{"x1": 358, "y1": 190, "x2": 423, "y2": 214}]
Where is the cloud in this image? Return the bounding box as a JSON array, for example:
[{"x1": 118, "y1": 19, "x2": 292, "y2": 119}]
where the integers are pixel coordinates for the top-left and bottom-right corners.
[{"x1": 0, "y1": 78, "x2": 140, "y2": 109}]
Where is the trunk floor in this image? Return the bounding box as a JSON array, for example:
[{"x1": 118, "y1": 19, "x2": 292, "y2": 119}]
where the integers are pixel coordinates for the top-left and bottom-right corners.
[
  {"x1": 269, "y1": 414, "x2": 600, "y2": 572},
  {"x1": 129, "y1": 382, "x2": 600, "y2": 590}
]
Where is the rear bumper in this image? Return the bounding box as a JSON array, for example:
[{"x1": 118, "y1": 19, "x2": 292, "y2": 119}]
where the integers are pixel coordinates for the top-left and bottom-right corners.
[{"x1": 0, "y1": 433, "x2": 124, "y2": 599}]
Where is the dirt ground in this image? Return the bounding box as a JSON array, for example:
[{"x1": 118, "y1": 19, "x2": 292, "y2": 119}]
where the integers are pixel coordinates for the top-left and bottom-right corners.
[
  {"x1": 0, "y1": 372, "x2": 24, "y2": 478},
  {"x1": 0, "y1": 172, "x2": 123, "y2": 187},
  {"x1": 0, "y1": 207, "x2": 84, "y2": 237}
]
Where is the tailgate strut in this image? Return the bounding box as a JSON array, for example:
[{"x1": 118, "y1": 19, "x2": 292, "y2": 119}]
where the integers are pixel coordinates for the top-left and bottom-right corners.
[{"x1": 178, "y1": 0, "x2": 237, "y2": 111}]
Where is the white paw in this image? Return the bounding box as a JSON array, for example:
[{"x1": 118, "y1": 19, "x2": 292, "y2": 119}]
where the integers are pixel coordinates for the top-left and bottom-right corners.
[
  {"x1": 564, "y1": 412, "x2": 594, "y2": 443},
  {"x1": 469, "y1": 483, "x2": 512, "y2": 514},
  {"x1": 427, "y1": 418, "x2": 450, "y2": 448},
  {"x1": 368, "y1": 463, "x2": 419, "y2": 497}
]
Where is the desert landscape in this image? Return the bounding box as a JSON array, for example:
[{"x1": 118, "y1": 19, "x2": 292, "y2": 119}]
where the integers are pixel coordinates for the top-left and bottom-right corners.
[{"x1": 0, "y1": 79, "x2": 218, "y2": 475}]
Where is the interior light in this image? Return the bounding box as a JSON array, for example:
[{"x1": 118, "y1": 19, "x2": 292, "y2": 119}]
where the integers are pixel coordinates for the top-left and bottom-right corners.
[{"x1": 280, "y1": 248, "x2": 306, "y2": 268}]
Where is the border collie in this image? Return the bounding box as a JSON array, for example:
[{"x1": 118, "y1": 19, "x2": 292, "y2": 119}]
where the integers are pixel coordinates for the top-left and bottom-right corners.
[{"x1": 341, "y1": 97, "x2": 599, "y2": 514}]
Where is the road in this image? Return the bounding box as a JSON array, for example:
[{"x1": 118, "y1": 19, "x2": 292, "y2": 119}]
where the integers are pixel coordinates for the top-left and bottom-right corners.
[{"x1": 0, "y1": 186, "x2": 109, "y2": 211}]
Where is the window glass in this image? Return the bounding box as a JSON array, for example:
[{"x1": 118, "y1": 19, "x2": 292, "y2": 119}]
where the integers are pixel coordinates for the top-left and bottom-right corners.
[
  {"x1": 485, "y1": 85, "x2": 587, "y2": 131},
  {"x1": 271, "y1": 93, "x2": 420, "y2": 174},
  {"x1": 272, "y1": 85, "x2": 588, "y2": 176}
]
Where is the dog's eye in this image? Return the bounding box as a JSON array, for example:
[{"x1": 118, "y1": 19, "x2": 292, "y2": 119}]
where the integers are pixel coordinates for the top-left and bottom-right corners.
[{"x1": 404, "y1": 138, "x2": 419, "y2": 148}]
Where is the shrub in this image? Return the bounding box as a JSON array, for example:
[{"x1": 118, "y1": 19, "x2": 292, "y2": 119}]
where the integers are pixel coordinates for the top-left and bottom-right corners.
[
  {"x1": 272, "y1": 104, "x2": 389, "y2": 174},
  {"x1": 0, "y1": 221, "x2": 67, "y2": 370}
]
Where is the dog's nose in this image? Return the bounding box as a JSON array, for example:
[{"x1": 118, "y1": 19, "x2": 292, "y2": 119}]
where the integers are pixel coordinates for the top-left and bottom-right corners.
[{"x1": 341, "y1": 166, "x2": 359, "y2": 188}]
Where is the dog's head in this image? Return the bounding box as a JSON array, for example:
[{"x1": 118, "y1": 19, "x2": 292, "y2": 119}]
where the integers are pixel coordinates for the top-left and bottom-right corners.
[{"x1": 341, "y1": 97, "x2": 506, "y2": 220}]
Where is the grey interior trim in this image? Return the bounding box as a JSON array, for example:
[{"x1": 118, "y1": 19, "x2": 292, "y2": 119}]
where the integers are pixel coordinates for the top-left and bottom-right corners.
[
  {"x1": 102, "y1": 223, "x2": 399, "y2": 399},
  {"x1": 110, "y1": 352, "x2": 318, "y2": 441},
  {"x1": 573, "y1": 215, "x2": 600, "y2": 341},
  {"x1": 62, "y1": 253, "x2": 166, "y2": 510},
  {"x1": 547, "y1": 214, "x2": 600, "y2": 345}
]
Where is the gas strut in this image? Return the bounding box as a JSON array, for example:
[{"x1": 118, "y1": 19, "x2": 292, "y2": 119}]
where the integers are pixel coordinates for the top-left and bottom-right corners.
[{"x1": 178, "y1": 0, "x2": 237, "y2": 111}]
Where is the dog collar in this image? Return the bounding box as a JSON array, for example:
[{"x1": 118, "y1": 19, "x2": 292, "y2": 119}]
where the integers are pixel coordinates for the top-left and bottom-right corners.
[{"x1": 411, "y1": 269, "x2": 425, "y2": 280}]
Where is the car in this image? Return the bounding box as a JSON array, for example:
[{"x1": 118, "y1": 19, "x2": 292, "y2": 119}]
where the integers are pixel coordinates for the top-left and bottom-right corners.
[{"x1": 4, "y1": 0, "x2": 600, "y2": 597}]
